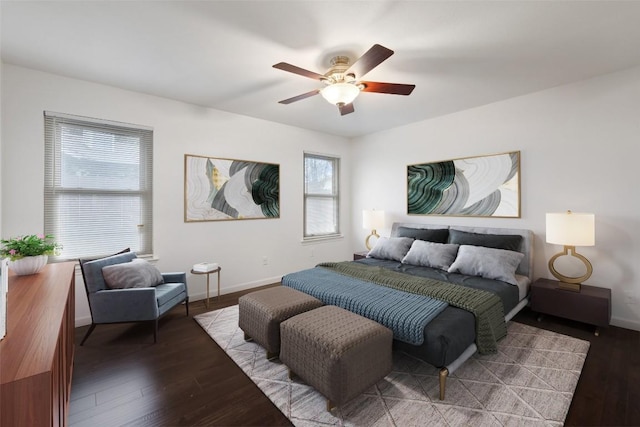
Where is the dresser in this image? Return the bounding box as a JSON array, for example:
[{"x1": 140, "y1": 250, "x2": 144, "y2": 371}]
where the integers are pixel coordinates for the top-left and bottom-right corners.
[{"x1": 0, "y1": 262, "x2": 76, "y2": 427}]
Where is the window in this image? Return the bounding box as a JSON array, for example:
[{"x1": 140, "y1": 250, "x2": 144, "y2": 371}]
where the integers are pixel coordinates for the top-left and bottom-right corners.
[
  {"x1": 304, "y1": 153, "x2": 340, "y2": 238},
  {"x1": 44, "y1": 112, "x2": 153, "y2": 260}
]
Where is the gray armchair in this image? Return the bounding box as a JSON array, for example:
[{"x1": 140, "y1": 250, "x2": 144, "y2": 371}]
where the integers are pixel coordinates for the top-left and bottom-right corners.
[{"x1": 79, "y1": 251, "x2": 189, "y2": 345}]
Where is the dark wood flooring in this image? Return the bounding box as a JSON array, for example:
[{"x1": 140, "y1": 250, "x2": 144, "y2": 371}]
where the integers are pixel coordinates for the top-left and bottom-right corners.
[{"x1": 70, "y1": 286, "x2": 640, "y2": 426}]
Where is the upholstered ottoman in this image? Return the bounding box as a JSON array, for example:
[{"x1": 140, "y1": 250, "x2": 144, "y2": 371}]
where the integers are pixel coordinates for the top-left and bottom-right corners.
[
  {"x1": 238, "y1": 286, "x2": 323, "y2": 359},
  {"x1": 280, "y1": 305, "x2": 393, "y2": 411}
]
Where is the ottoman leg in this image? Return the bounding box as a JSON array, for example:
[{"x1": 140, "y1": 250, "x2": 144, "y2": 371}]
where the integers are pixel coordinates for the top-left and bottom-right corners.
[
  {"x1": 326, "y1": 399, "x2": 335, "y2": 412},
  {"x1": 266, "y1": 351, "x2": 278, "y2": 360}
]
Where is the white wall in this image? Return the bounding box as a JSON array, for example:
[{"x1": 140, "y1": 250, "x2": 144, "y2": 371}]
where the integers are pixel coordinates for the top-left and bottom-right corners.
[
  {"x1": 1, "y1": 64, "x2": 352, "y2": 326},
  {"x1": 4, "y1": 62, "x2": 640, "y2": 331},
  {"x1": 351, "y1": 66, "x2": 640, "y2": 330}
]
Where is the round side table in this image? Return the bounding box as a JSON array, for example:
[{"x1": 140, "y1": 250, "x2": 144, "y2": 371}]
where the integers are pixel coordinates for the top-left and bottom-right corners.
[{"x1": 190, "y1": 267, "x2": 221, "y2": 308}]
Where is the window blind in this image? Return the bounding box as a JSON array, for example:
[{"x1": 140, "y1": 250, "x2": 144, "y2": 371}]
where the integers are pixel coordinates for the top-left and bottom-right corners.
[
  {"x1": 44, "y1": 112, "x2": 153, "y2": 260},
  {"x1": 303, "y1": 153, "x2": 340, "y2": 238}
]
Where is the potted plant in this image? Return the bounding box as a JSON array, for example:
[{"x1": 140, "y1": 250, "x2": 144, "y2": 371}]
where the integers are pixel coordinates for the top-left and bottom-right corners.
[{"x1": 0, "y1": 234, "x2": 62, "y2": 275}]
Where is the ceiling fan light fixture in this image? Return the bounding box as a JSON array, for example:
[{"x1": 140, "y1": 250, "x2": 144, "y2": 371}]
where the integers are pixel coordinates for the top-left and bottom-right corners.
[{"x1": 320, "y1": 82, "x2": 360, "y2": 106}]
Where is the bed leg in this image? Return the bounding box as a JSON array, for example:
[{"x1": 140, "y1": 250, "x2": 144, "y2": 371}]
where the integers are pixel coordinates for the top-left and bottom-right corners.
[{"x1": 439, "y1": 368, "x2": 449, "y2": 400}]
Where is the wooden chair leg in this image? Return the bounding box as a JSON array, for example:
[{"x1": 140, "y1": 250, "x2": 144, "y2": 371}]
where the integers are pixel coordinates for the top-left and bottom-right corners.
[
  {"x1": 80, "y1": 323, "x2": 97, "y2": 346},
  {"x1": 185, "y1": 296, "x2": 190, "y2": 317}
]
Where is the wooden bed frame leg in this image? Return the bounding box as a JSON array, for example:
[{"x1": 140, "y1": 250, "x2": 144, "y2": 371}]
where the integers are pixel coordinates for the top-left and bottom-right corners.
[{"x1": 439, "y1": 368, "x2": 449, "y2": 400}]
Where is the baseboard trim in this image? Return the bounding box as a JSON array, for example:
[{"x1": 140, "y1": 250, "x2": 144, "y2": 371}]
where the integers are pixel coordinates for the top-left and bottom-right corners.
[
  {"x1": 610, "y1": 316, "x2": 640, "y2": 332},
  {"x1": 76, "y1": 315, "x2": 92, "y2": 327}
]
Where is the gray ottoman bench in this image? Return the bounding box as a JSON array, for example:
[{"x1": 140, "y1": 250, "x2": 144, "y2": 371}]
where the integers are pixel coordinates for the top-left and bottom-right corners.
[
  {"x1": 238, "y1": 286, "x2": 322, "y2": 359},
  {"x1": 280, "y1": 305, "x2": 393, "y2": 411}
]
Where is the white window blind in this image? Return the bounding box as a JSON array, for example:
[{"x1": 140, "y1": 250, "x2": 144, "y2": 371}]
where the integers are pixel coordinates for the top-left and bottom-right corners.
[
  {"x1": 304, "y1": 153, "x2": 340, "y2": 238},
  {"x1": 44, "y1": 112, "x2": 153, "y2": 260}
]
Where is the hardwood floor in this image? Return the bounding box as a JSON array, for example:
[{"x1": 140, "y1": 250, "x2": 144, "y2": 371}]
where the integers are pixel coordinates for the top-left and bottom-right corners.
[
  {"x1": 513, "y1": 308, "x2": 640, "y2": 426},
  {"x1": 70, "y1": 285, "x2": 292, "y2": 427},
  {"x1": 71, "y1": 286, "x2": 640, "y2": 426}
]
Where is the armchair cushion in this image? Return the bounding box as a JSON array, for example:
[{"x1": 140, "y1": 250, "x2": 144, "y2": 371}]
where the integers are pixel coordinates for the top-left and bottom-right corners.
[
  {"x1": 155, "y1": 283, "x2": 187, "y2": 307},
  {"x1": 102, "y1": 258, "x2": 164, "y2": 289}
]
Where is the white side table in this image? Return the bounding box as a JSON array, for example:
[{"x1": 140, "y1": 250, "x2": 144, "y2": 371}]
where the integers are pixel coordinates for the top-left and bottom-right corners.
[{"x1": 190, "y1": 266, "x2": 221, "y2": 308}]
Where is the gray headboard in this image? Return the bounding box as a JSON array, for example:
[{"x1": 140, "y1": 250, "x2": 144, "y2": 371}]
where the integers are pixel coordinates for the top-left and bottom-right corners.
[{"x1": 390, "y1": 222, "x2": 535, "y2": 281}]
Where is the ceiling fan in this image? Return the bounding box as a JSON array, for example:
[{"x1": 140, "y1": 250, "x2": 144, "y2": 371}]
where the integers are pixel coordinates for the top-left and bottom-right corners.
[{"x1": 273, "y1": 44, "x2": 415, "y2": 116}]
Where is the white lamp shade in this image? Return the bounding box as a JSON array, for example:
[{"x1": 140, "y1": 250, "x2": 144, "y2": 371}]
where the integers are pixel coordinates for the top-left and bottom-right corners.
[
  {"x1": 546, "y1": 211, "x2": 595, "y2": 246},
  {"x1": 363, "y1": 210, "x2": 385, "y2": 230},
  {"x1": 320, "y1": 83, "x2": 360, "y2": 105}
]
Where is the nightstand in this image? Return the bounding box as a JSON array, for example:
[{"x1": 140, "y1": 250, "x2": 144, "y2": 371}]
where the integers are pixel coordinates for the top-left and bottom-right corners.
[
  {"x1": 353, "y1": 251, "x2": 369, "y2": 261},
  {"x1": 530, "y1": 278, "x2": 611, "y2": 335}
]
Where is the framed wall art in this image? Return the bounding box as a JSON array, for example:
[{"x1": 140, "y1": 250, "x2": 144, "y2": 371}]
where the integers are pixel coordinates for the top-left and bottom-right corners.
[
  {"x1": 407, "y1": 151, "x2": 520, "y2": 218},
  {"x1": 184, "y1": 154, "x2": 280, "y2": 222}
]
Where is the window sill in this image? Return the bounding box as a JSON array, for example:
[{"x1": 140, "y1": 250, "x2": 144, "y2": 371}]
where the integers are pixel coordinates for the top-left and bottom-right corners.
[{"x1": 301, "y1": 234, "x2": 344, "y2": 244}]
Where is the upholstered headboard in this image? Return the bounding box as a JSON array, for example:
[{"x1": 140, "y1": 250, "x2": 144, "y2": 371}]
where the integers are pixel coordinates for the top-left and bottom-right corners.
[{"x1": 390, "y1": 222, "x2": 534, "y2": 281}]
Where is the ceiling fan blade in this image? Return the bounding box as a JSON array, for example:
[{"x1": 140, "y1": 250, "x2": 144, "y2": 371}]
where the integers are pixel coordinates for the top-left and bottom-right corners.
[
  {"x1": 346, "y1": 44, "x2": 394, "y2": 78},
  {"x1": 278, "y1": 89, "x2": 321, "y2": 104},
  {"x1": 360, "y1": 81, "x2": 416, "y2": 95},
  {"x1": 338, "y1": 103, "x2": 355, "y2": 116},
  {"x1": 273, "y1": 62, "x2": 326, "y2": 81}
]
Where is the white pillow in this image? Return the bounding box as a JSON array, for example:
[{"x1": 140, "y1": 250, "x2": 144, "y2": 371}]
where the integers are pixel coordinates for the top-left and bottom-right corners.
[
  {"x1": 102, "y1": 258, "x2": 164, "y2": 289},
  {"x1": 447, "y1": 245, "x2": 524, "y2": 286},
  {"x1": 401, "y1": 240, "x2": 459, "y2": 270},
  {"x1": 367, "y1": 237, "x2": 414, "y2": 262}
]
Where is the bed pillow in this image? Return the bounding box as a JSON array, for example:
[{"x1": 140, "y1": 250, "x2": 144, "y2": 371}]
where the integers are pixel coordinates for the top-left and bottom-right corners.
[
  {"x1": 367, "y1": 237, "x2": 414, "y2": 261},
  {"x1": 401, "y1": 240, "x2": 460, "y2": 270},
  {"x1": 102, "y1": 258, "x2": 164, "y2": 289},
  {"x1": 447, "y1": 245, "x2": 524, "y2": 286},
  {"x1": 396, "y1": 227, "x2": 449, "y2": 243},
  {"x1": 448, "y1": 229, "x2": 523, "y2": 251}
]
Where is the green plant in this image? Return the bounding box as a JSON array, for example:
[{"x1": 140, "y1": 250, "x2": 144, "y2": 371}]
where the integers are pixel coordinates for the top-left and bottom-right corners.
[{"x1": 0, "y1": 234, "x2": 61, "y2": 261}]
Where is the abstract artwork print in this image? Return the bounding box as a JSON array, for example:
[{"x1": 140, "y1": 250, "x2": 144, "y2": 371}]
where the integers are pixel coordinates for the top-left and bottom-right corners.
[
  {"x1": 185, "y1": 154, "x2": 280, "y2": 222},
  {"x1": 407, "y1": 151, "x2": 520, "y2": 217}
]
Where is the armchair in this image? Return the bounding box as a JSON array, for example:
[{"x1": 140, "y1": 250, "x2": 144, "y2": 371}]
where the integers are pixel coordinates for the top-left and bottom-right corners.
[{"x1": 79, "y1": 251, "x2": 189, "y2": 345}]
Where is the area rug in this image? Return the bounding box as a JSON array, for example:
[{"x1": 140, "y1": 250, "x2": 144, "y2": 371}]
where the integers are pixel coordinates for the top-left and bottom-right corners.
[{"x1": 195, "y1": 305, "x2": 589, "y2": 427}]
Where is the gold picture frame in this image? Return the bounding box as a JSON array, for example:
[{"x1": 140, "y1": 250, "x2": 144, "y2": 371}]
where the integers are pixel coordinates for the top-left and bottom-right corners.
[
  {"x1": 407, "y1": 151, "x2": 520, "y2": 218},
  {"x1": 184, "y1": 154, "x2": 280, "y2": 222}
]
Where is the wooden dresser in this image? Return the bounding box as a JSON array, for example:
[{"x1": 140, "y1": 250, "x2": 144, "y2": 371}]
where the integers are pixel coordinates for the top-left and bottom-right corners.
[{"x1": 0, "y1": 262, "x2": 76, "y2": 427}]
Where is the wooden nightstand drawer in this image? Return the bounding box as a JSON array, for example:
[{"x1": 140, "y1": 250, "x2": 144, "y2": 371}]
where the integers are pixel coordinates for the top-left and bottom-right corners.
[{"x1": 531, "y1": 278, "x2": 611, "y2": 329}]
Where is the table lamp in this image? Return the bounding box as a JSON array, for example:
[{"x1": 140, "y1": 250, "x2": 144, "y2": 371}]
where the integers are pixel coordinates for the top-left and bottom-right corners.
[
  {"x1": 545, "y1": 210, "x2": 595, "y2": 292},
  {"x1": 362, "y1": 210, "x2": 385, "y2": 250}
]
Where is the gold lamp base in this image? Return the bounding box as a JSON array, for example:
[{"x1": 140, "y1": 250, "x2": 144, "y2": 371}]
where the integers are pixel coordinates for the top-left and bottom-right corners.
[
  {"x1": 548, "y1": 245, "x2": 593, "y2": 292},
  {"x1": 365, "y1": 229, "x2": 380, "y2": 250}
]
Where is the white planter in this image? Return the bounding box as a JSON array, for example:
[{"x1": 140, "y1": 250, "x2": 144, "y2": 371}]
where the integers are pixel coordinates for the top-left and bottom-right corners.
[{"x1": 9, "y1": 255, "x2": 48, "y2": 276}]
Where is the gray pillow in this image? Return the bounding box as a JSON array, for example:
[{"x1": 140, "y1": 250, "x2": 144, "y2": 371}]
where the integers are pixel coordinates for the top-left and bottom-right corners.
[
  {"x1": 367, "y1": 237, "x2": 414, "y2": 262},
  {"x1": 102, "y1": 258, "x2": 164, "y2": 289},
  {"x1": 396, "y1": 227, "x2": 449, "y2": 243},
  {"x1": 447, "y1": 245, "x2": 524, "y2": 286},
  {"x1": 401, "y1": 240, "x2": 460, "y2": 270},
  {"x1": 448, "y1": 229, "x2": 523, "y2": 251}
]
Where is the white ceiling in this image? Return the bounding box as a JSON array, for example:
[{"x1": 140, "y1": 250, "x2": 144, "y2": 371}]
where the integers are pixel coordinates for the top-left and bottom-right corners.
[{"x1": 3, "y1": 1, "x2": 640, "y2": 138}]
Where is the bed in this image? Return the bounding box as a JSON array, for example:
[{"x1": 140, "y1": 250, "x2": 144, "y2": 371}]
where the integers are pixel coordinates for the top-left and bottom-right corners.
[{"x1": 282, "y1": 222, "x2": 534, "y2": 400}]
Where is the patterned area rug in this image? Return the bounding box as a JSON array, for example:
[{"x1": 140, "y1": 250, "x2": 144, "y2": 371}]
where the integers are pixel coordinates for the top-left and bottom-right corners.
[{"x1": 195, "y1": 305, "x2": 589, "y2": 427}]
